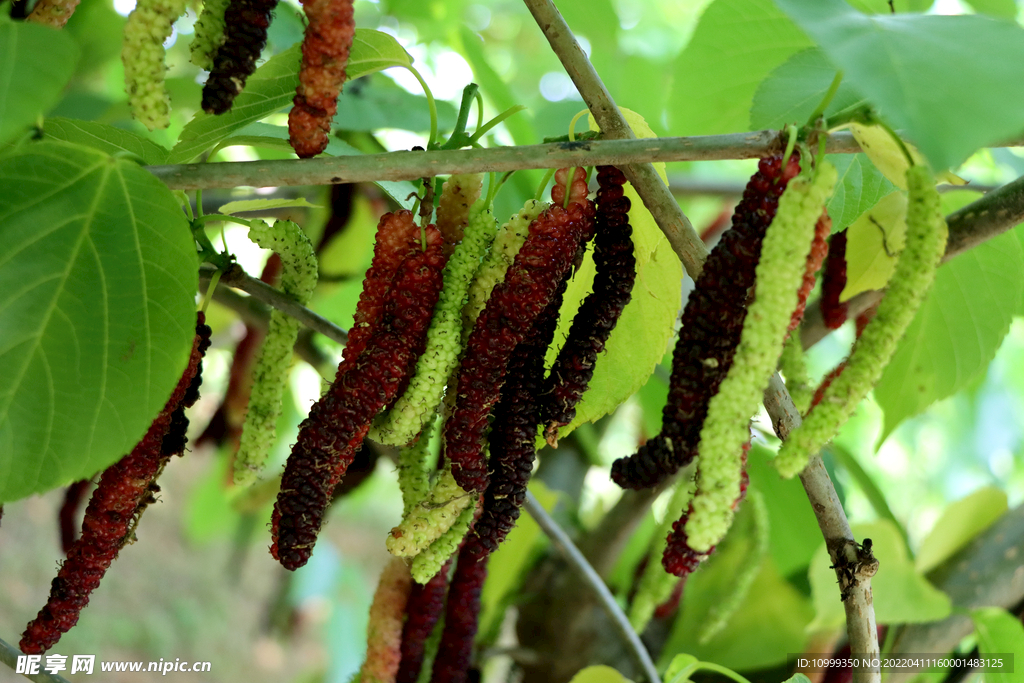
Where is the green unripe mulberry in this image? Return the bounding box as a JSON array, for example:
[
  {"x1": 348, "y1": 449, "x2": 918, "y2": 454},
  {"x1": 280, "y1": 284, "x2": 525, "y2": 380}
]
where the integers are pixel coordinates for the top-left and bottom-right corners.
[
  {"x1": 122, "y1": 0, "x2": 187, "y2": 131},
  {"x1": 686, "y1": 162, "x2": 837, "y2": 552},
  {"x1": 369, "y1": 202, "x2": 498, "y2": 446},
  {"x1": 235, "y1": 220, "x2": 318, "y2": 486},
  {"x1": 397, "y1": 416, "x2": 439, "y2": 516},
  {"x1": 189, "y1": 0, "x2": 230, "y2": 70},
  {"x1": 775, "y1": 165, "x2": 947, "y2": 478},
  {"x1": 462, "y1": 199, "x2": 548, "y2": 334},
  {"x1": 410, "y1": 498, "x2": 477, "y2": 584},
  {"x1": 386, "y1": 468, "x2": 473, "y2": 557}
]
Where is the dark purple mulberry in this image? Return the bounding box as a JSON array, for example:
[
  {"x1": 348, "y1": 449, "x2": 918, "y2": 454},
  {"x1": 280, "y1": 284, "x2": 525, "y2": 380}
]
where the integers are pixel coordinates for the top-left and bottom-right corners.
[
  {"x1": 611, "y1": 154, "x2": 800, "y2": 490},
  {"x1": 201, "y1": 0, "x2": 279, "y2": 114},
  {"x1": 397, "y1": 558, "x2": 453, "y2": 683},
  {"x1": 542, "y1": 165, "x2": 635, "y2": 443},
  {"x1": 430, "y1": 535, "x2": 489, "y2": 683}
]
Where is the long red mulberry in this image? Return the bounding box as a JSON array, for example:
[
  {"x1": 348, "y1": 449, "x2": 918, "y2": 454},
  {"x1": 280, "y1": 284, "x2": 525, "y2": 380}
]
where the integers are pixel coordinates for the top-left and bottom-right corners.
[
  {"x1": 271, "y1": 228, "x2": 447, "y2": 570},
  {"x1": 288, "y1": 0, "x2": 355, "y2": 157},
  {"x1": 201, "y1": 0, "x2": 278, "y2": 114},
  {"x1": 542, "y1": 165, "x2": 635, "y2": 443},
  {"x1": 611, "y1": 154, "x2": 801, "y2": 490},
  {"x1": 789, "y1": 211, "x2": 832, "y2": 333},
  {"x1": 821, "y1": 230, "x2": 849, "y2": 330},
  {"x1": 21, "y1": 315, "x2": 211, "y2": 654},
  {"x1": 430, "y1": 535, "x2": 489, "y2": 683},
  {"x1": 444, "y1": 175, "x2": 594, "y2": 493},
  {"x1": 397, "y1": 558, "x2": 453, "y2": 683}
]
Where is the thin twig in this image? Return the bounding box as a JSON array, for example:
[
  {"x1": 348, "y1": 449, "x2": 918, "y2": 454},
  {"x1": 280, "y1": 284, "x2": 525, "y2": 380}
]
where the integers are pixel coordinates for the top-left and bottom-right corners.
[
  {"x1": 522, "y1": 0, "x2": 879, "y2": 676},
  {"x1": 198, "y1": 274, "x2": 333, "y2": 372},
  {"x1": 199, "y1": 264, "x2": 347, "y2": 346},
  {"x1": 522, "y1": 491, "x2": 661, "y2": 683},
  {"x1": 147, "y1": 132, "x2": 862, "y2": 193},
  {"x1": 0, "y1": 638, "x2": 73, "y2": 683}
]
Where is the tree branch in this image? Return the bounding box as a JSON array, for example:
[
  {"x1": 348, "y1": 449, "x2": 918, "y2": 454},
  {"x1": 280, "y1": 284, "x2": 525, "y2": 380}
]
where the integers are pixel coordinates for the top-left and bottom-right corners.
[
  {"x1": 147, "y1": 132, "x2": 862, "y2": 193},
  {"x1": 523, "y1": 491, "x2": 661, "y2": 683}
]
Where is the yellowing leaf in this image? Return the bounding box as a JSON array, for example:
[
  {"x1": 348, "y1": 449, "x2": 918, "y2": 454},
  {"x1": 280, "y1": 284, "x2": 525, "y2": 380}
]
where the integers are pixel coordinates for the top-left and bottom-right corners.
[
  {"x1": 840, "y1": 191, "x2": 907, "y2": 301},
  {"x1": 849, "y1": 123, "x2": 965, "y2": 188},
  {"x1": 541, "y1": 110, "x2": 682, "y2": 442}
]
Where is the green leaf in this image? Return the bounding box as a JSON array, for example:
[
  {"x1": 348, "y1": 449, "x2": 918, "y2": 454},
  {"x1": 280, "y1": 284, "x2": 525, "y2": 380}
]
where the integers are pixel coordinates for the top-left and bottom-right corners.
[
  {"x1": 0, "y1": 142, "x2": 198, "y2": 502},
  {"x1": 784, "y1": 676, "x2": 813, "y2": 683},
  {"x1": 971, "y1": 607, "x2": 1024, "y2": 683},
  {"x1": 964, "y1": 0, "x2": 1019, "y2": 19},
  {"x1": 874, "y1": 202, "x2": 1024, "y2": 439},
  {"x1": 545, "y1": 110, "x2": 682, "y2": 440},
  {"x1": 660, "y1": 505, "x2": 813, "y2": 671},
  {"x1": 218, "y1": 197, "x2": 322, "y2": 215},
  {"x1": 749, "y1": 48, "x2": 867, "y2": 131},
  {"x1": 825, "y1": 153, "x2": 897, "y2": 234},
  {"x1": 664, "y1": 654, "x2": 699, "y2": 683},
  {"x1": 808, "y1": 520, "x2": 951, "y2": 630},
  {"x1": 774, "y1": 0, "x2": 1024, "y2": 170},
  {"x1": 748, "y1": 443, "x2": 821, "y2": 577},
  {"x1": 915, "y1": 487, "x2": 1008, "y2": 574},
  {"x1": 668, "y1": 0, "x2": 813, "y2": 135},
  {"x1": 42, "y1": 117, "x2": 169, "y2": 166},
  {"x1": 0, "y1": 21, "x2": 80, "y2": 145},
  {"x1": 332, "y1": 77, "x2": 457, "y2": 133},
  {"x1": 169, "y1": 29, "x2": 413, "y2": 164},
  {"x1": 566, "y1": 666, "x2": 634, "y2": 683}
]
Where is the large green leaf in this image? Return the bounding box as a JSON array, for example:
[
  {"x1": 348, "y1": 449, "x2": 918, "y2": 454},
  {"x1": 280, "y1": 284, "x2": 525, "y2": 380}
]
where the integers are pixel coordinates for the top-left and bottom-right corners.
[
  {"x1": 0, "y1": 142, "x2": 197, "y2": 502},
  {"x1": 43, "y1": 117, "x2": 169, "y2": 165},
  {"x1": 0, "y1": 20, "x2": 79, "y2": 145},
  {"x1": 915, "y1": 487, "x2": 1007, "y2": 574},
  {"x1": 971, "y1": 607, "x2": 1024, "y2": 683},
  {"x1": 874, "y1": 195, "x2": 1024, "y2": 440},
  {"x1": 169, "y1": 29, "x2": 413, "y2": 164},
  {"x1": 774, "y1": 0, "x2": 1024, "y2": 170},
  {"x1": 566, "y1": 666, "x2": 634, "y2": 683},
  {"x1": 808, "y1": 520, "x2": 950, "y2": 629},
  {"x1": 749, "y1": 48, "x2": 867, "y2": 131},
  {"x1": 544, "y1": 111, "x2": 682, "y2": 441},
  {"x1": 667, "y1": 0, "x2": 813, "y2": 135},
  {"x1": 825, "y1": 153, "x2": 897, "y2": 234}
]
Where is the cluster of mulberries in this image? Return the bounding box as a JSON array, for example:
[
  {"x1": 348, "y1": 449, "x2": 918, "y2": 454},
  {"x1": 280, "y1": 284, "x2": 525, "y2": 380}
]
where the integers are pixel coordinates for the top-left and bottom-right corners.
[
  {"x1": 821, "y1": 230, "x2": 849, "y2": 329},
  {"x1": 288, "y1": 0, "x2": 356, "y2": 157},
  {"x1": 474, "y1": 277, "x2": 567, "y2": 554},
  {"x1": 542, "y1": 165, "x2": 636, "y2": 443},
  {"x1": 21, "y1": 315, "x2": 211, "y2": 654},
  {"x1": 271, "y1": 222, "x2": 447, "y2": 570},
  {"x1": 611, "y1": 154, "x2": 801, "y2": 490},
  {"x1": 201, "y1": 0, "x2": 279, "y2": 114},
  {"x1": 444, "y1": 179, "x2": 594, "y2": 494}
]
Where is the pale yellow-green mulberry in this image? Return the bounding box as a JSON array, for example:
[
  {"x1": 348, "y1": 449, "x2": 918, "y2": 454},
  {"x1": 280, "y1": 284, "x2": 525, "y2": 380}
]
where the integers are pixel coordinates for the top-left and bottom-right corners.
[
  {"x1": 774, "y1": 165, "x2": 947, "y2": 478},
  {"x1": 189, "y1": 0, "x2": 230, "y2": 70},
  {"x1": 386, "y1": 467, "x2": 473, "y2": 558},
  {"x1": 122, "y1": 0, "x2": 188, "y2": 131},
  {"x1": 234, "y1": 220, "x2": 318, "y2": 486},
  {"x1": 410, "y1": 498, "x2": 477, "y2": 584},
  {"x1": 686, "y1": 162, "x2": 837, "y2": 552}
]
